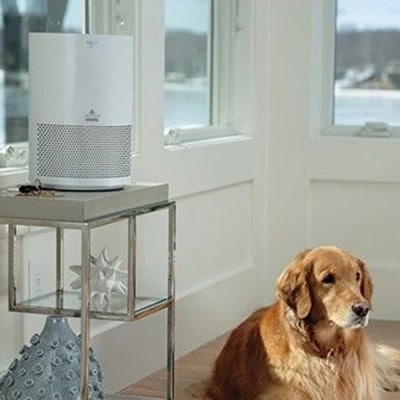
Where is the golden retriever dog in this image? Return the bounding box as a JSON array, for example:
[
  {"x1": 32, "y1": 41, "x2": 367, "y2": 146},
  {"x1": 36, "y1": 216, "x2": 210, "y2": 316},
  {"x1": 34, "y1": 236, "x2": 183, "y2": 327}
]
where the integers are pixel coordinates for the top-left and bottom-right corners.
[{"x1": 205, "y1": 246, "x2": 400, "y2": 400}]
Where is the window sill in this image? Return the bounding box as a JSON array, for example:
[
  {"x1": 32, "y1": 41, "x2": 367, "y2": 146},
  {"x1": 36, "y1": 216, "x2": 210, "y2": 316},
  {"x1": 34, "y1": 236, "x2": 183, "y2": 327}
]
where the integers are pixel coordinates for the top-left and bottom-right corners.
[
  {"x1": 165, "y1": 132, "x2": 251, "y2": 150},
  {"x1": 164, "y1": 125, "x2": 244, "y2": 146},
  {"x1": 0, "y1": 167, "x2": 28, "y2": 239},
  {"x1": 320, "y1": 124, "x2": 400, "y2": 139},
  {"x1": 0, "y1": 167, "x2": 28, "y2": 188}
]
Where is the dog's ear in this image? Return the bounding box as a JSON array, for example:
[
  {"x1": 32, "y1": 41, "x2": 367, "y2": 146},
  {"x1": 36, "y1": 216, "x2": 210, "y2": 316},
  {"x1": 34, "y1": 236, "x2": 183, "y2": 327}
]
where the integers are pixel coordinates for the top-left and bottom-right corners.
[
  {"x1": 276, "y1": 249, "x2": 312, "y2": 319},
  {"x1": 357, "y1": 258, "x2": 373, "y2": 304}
]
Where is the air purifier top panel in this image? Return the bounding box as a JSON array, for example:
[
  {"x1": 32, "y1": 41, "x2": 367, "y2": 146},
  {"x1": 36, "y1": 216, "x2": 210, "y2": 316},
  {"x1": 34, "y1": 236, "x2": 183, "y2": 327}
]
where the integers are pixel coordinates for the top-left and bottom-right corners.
[{"x1": 29, "y1": 33, "x2": 133, "y2": 126}]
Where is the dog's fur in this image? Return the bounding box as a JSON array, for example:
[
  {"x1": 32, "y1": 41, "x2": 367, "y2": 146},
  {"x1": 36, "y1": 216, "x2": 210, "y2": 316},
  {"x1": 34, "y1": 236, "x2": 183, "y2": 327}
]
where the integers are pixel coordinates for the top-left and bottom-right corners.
[{"x1": 205, "y1": 246, "x2": 400, "y2": 400}]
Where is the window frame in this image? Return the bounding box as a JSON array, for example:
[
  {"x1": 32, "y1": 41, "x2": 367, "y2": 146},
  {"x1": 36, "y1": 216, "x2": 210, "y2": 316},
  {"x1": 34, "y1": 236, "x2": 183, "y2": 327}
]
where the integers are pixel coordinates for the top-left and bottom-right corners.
[
  {"x1": 163, "y1": 0, "x2": 253, "y2": 146},
  {"x1": 318, "y1": 0, "x2": 400, "y2": 138}
]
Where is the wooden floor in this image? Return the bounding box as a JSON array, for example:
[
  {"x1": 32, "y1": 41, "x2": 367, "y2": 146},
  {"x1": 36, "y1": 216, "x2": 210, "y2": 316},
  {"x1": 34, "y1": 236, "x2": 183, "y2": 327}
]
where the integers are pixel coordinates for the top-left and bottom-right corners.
[
  {"x1": 120, "y1": 335, "x2": 226, "y2": 399},
  {"x1": 120, "y1": 320, "x2": 400, "y2": 400}
]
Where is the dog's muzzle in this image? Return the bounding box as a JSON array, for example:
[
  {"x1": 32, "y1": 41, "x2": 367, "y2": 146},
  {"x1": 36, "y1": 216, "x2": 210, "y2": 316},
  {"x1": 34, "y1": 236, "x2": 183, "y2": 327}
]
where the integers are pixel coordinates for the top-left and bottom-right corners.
[{"x1": 350, "y1": 301, "x2": 370, "y2": 327}]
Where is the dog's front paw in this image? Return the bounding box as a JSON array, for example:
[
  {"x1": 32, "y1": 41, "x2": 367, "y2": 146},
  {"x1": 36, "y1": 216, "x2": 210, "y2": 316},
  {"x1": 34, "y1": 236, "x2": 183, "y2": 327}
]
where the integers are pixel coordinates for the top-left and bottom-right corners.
[{"x1": 376, "y1": 344, "x2": 400, "y2": 392}]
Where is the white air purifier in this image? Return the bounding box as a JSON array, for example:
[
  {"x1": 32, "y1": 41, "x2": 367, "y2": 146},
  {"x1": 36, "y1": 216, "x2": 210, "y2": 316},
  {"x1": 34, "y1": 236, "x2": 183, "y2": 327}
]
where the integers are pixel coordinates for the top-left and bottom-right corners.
[{"x1": 28, "y1": 33, "x2": 133, "y2": 190}]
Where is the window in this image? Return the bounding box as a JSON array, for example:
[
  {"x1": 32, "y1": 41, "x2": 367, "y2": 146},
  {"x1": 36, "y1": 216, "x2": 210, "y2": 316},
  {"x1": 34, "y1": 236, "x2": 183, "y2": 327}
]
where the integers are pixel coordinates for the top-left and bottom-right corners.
[
  {"x1": 0, "y1": 0, "x2": 81, "y2": 148},
  {"x1": 163, "y1": 0, "x2": 250, "y2": 144},
  {"x1": 329, "y1": 0, "x2": 400, "y2": 135},
  {"x1": 164, "y1": 0, "x2": 211, "y2": 130}
]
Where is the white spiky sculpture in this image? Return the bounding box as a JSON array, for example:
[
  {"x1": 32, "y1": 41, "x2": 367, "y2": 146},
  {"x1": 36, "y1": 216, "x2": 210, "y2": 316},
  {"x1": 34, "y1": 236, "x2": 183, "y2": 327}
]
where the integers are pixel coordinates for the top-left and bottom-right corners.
[{"x1": 69, "y1": 248, "x2": 127, "y2": 312}]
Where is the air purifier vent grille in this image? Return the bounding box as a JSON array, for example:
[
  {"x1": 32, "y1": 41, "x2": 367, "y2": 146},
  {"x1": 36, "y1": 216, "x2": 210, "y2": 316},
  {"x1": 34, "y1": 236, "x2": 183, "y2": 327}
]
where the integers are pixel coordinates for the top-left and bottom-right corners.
[{"x1": 36, "y1": 124, "x2": 132, "y2": 179}]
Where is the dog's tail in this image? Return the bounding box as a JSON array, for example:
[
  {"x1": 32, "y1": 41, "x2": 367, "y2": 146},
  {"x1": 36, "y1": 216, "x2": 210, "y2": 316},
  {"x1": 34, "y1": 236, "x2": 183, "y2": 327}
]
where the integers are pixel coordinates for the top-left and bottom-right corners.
[{"x1": 374, "y1": 344, "x2": 400, "y2": 391}]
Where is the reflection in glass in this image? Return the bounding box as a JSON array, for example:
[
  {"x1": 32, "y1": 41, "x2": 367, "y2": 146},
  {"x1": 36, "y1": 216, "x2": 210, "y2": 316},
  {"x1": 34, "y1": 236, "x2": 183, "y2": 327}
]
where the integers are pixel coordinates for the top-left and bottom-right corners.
[
  {"x1": 334, "y1": 0, "x2": 400, "y2": 126},
  {"x1": 0, "y1": 0, "x2": 81, "y2": 146},
  {"x1": 164, "y1": 0, "x2": 211, "y2": 129}
]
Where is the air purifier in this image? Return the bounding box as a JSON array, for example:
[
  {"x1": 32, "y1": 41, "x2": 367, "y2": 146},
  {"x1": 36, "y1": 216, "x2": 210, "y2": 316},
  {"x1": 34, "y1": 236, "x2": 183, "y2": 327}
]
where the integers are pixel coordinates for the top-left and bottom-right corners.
[{"x1": 28, "y1": 33, "x2": 133, "y2": 190}]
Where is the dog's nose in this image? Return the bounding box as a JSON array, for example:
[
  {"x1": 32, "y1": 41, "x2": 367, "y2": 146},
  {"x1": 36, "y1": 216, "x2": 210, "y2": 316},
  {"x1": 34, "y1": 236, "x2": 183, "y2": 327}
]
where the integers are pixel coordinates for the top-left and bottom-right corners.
[{"x1": 352, "y1": 302, "x2": 369, "y2": 318}]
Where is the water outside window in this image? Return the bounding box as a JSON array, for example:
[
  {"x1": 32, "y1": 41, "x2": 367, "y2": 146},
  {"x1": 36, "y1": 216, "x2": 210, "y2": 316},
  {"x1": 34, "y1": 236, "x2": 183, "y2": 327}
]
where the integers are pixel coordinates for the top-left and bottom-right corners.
[
  {"x1": 0, "y1": 0, "x2": 81, "y2": 147},
  {"x1": 335, "y1": 0, "x2": 400, "y2": 126},
  {"x1": 164, "y1": 0, "x2": 211, "y2": 130}
]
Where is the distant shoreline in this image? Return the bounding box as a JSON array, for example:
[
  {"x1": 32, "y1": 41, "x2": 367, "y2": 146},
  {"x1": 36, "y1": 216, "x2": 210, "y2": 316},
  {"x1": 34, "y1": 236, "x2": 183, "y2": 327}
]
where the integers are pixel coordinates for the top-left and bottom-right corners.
[
  {"x1": 335, "y1": 88, "x2": 400, "y2": 99},
  {"x1": 165, "y1": 82, "x2": 207, "y2": 92}
]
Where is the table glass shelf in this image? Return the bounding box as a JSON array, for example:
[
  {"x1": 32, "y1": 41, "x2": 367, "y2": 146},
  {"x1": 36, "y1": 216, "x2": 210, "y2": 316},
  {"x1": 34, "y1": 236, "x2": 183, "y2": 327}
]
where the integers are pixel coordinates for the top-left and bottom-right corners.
[{"x1": 12, "y1": 291, "x2": 171, "y2": 321}]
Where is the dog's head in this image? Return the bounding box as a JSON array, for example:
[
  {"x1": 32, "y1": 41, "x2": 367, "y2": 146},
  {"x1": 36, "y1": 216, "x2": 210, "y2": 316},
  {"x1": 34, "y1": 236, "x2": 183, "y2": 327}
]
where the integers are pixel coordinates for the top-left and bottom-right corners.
[{"x1": 276, "y1": 246, "x2": 373, "y2": 329}]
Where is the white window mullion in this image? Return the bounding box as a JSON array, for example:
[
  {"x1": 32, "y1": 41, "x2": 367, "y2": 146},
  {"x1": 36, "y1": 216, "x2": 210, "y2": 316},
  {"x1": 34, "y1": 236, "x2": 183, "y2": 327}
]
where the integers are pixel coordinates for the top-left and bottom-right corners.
[
  {"x1": 231, "y1": 0, "x2": 253, "y2": 137},
  {"x1": 311, "y1": 0, "x2": 336, "y2": 137},
  {"x1": 321, "y1": 0, "x2": 336, "y2": 132},
  {"x1": 88, "y1": 0, "x2": 134, "y2": 36},
  {"x1": 134, "y1": 0, "x2": 165, "y2": 155},
  {"x1": 211, "y1": 0, "x2": 235, "y2": 127}
]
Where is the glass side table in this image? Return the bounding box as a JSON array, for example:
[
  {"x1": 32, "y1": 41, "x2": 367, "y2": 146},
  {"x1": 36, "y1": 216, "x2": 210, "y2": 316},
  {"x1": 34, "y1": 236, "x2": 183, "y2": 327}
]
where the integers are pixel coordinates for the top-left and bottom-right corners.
[{"x1": 0, "y1": 183, "x2": 176, "y2": 400}]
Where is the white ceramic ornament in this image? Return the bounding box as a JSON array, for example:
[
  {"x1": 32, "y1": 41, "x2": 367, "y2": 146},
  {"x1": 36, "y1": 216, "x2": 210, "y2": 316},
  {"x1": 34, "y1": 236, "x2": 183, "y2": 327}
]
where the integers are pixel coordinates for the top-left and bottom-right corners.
[{"x1": 69, "y1": 248, "x2": 127, "y2": 312}]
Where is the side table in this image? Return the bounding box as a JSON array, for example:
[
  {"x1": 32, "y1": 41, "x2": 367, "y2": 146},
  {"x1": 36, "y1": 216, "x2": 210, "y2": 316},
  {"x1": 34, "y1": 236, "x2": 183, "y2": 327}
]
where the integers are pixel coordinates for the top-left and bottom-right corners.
[{"x1": 0, "y1": 183, "x2": 176, "y2": 400}]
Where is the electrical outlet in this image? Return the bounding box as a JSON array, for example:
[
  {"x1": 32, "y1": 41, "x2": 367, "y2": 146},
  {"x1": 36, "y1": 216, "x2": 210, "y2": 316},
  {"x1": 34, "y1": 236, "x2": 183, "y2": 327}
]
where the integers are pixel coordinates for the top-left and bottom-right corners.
[{"x1": 28, "y1": 258, "x2": 44, "y2": 298}]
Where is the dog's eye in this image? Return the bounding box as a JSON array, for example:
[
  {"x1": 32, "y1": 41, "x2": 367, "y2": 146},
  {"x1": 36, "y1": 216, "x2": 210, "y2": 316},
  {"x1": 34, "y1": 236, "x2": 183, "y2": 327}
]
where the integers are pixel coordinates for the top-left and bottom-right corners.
[
  {"x1": 322, "y1": 273, "x2": 335, "y2": 284},
  {"x1": 356, "y1": 271, "x2": 361, "y2": 282}
]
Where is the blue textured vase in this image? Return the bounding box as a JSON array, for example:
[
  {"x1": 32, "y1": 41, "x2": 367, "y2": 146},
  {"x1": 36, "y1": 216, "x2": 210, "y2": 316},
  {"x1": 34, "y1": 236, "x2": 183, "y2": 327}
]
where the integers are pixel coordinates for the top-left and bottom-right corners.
[{"x1": 0, "y1": 315, "x2": 104, "y2": 399}]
